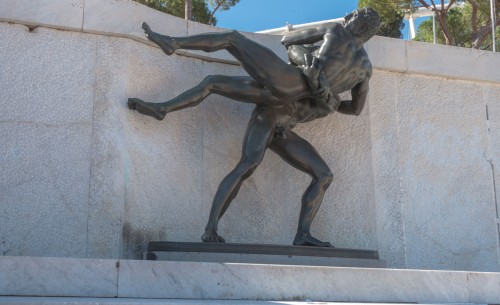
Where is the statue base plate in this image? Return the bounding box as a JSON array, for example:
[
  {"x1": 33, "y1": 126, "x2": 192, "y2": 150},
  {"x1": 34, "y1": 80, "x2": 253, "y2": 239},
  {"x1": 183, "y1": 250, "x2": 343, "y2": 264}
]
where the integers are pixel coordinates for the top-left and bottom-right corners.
[{"x1": 145, "y1": 242, "x2": 385, "y2": 268}]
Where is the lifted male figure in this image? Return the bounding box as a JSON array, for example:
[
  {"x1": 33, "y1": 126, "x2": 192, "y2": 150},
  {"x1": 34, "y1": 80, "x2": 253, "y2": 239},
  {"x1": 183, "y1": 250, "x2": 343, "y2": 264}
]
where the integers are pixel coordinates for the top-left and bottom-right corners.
[{"x1": 128, "y1": 8, "x2": 380, "y2": 247}]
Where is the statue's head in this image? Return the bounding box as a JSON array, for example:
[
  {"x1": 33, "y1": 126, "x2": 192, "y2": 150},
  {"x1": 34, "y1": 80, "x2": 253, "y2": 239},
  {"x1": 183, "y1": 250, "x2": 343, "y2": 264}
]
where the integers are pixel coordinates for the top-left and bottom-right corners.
[{"x1": 343, "y1": 8, "x2": 380, "y2": 41}]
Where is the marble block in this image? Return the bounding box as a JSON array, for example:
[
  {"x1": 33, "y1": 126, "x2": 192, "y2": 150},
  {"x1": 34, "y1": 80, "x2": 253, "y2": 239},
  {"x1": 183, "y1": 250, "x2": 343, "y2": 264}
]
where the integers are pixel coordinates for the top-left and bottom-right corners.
[
  {"x1": 0, "y1": 256, "x2": 498, "y2": 304},
  {"x1": 467, "y1": 271, "x2": 500, "y2": 304},
  {"x1": 406, "y1": 40, "x2": 500, "y2": 84},
  {"x1": 0, "y1": 0, "x2": 84, "y2": 30},
  {"x1": 0, "y1": 256, "x2": 118, "y2": 297},
  {"x1": 83, "y1": 0, "x2": 188, "y2": 40},
  {"x1": 367, "y1": 71, "x2": 407, "y2": 268},
  {"x1": 365, "y1": 36, "x2": 407, "y2": 72},
  {"x1": 0, "y1": 24, "x2": 96, "y2": 258},
  {"x1": 396, "y1": 74, "x2": 498, "y2": 271},
  {"x1": 118, "y1": 260, "x2": 472, "y2": 303},
  {"x1": 2, "y1": 297, "x2": 472, "y2": 305}
]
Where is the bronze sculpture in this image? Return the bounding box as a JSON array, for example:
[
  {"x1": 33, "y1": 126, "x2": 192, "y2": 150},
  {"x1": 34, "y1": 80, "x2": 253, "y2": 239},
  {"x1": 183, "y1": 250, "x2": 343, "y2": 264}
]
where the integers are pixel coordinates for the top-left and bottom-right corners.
[{"x1": 128, "y1": 8, "x2": 380, "y2": 247}]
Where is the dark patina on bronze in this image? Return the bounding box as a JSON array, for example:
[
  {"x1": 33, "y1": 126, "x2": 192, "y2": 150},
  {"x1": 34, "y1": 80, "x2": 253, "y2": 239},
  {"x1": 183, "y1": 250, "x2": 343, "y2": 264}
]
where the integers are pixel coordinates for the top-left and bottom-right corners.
[{"x1": 128, "y1": 8, "x2": 381, "y2": 247}]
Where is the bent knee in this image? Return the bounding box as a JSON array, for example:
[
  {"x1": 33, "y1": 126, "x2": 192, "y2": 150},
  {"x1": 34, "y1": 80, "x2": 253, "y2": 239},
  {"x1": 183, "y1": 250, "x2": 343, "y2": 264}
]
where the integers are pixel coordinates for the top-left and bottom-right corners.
[
  {"x1": 225, "y1": 29, "x2": 244, "y2": 42},
  {"x1": 317, "y1": 171, "x2": 333, "y2": 187}
]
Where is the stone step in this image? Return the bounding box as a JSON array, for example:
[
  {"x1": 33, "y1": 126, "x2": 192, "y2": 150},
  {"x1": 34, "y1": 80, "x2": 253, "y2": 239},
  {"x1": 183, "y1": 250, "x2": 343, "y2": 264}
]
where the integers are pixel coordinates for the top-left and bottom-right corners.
[
  {"x1": 0, "y1": 298, "x2": 487, "y2": 305},
  {"x1": 0, "y1": 256, "x2": 499, "y2": 304}
]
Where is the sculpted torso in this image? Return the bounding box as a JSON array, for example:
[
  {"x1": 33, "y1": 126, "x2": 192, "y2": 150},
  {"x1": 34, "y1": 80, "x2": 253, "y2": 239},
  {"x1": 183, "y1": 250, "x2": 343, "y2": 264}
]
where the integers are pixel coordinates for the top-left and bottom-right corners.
[
  {"x1": 270, "y1": 23, "x2": 373, "y2": 131},
  {"x1": 319, "y1": 25, "x2": 372, "y2": 94}
]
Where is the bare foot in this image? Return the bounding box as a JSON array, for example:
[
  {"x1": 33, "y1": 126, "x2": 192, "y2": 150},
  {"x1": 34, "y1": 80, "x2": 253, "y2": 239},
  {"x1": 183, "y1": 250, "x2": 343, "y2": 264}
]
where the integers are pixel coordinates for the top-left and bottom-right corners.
[
  {"x1": 293, "y1": 232, "x2": 334, "y2": 247},
  {"x1": 201, "y1": 229, "x2": 226, "y2": 243},
  {"x1": 127, "y1": 98, "x2": 166, "y2": 120},
  {"x1": 142, "y1": 22, "x2": 177, "y2": 55}
]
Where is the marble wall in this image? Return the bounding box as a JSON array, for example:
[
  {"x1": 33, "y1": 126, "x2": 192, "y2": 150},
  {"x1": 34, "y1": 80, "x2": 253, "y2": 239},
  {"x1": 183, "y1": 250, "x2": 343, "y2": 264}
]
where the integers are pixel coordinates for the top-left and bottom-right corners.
[
  {"x1": 369, "y1": 71, "x2": 500, "y2": 270},
  {"x1": 0, "y1": 0, "x2": 499, "y2": 271}
]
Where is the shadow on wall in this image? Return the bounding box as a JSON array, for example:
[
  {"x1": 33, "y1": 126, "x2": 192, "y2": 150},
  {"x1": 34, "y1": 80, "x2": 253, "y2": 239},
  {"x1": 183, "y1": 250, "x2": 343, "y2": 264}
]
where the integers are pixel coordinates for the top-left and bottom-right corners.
[{"x1": 122, "y1": 222, "x2": 155, "y2": 259}]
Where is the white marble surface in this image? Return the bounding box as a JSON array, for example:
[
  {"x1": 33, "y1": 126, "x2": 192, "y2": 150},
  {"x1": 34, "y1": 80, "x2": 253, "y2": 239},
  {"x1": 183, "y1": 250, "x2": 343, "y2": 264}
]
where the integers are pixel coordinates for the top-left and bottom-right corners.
[
  {"x1": 117, "y1": 39, "x2": 205, "y2": 259},
  {"x1": 85, "y1": 36, "x2": 131, "y2": 259},
  {"x1": 118, "y1": 260, "x2": 475, "y2": 303},
  {"x1": 83, "y1": 0, "x2": 188, "y2": 39},
  {"x1": 0, "y1": 24, "x2": 96, "y2": 258},
  {"x1": 365, "y1": 36, "x2": 407, "y2": 72},
  {"x1": 0, "y1": 256, "x2": 118, "y2": 297},
  {"x1": 0, "y1": 256, "x2": 499, "y2": 303},
  {"x1": 0, "y1": 0, "x2": 83, "y2": 30},
  {"x1": 467, "y1": 271, "x2": 500, "y2": 304},
  {"x1": 406, "y1": 40, "x2": 500, "y2": 84},
  {"x1": 1, "y1": 298, "x2": 483, "y2": 305},
  {"x1": 484, "y1": 86, "x2": 500, "y2": 266},
  {"x1": 368, "y1": 71, "x2": 407, "y2": 268},
  {"x1": 396, "y1": 74, "x2": 499, "y2": 271}
]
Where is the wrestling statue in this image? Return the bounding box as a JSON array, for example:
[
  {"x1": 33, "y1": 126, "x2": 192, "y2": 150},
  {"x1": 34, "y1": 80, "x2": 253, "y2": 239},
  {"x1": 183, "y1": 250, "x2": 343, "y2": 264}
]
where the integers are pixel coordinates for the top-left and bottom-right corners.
[{"x1": 128, "y1": 8, "x2": 380, "y2": 247}]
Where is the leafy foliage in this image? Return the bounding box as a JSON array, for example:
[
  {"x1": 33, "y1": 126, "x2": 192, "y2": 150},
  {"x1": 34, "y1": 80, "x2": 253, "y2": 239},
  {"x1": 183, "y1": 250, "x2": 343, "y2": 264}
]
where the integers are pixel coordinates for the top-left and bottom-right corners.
[
  {"x1": 414, "y1": 0, "x2": 500, "y2": 50},
  {"x1": 358, "y1": 0, "x2": 406, "y2": 38},
  {"x1": 206, "y1": 0, "x2": 240, "y2": 13},
  {"x1": 206, "y1": 0, "x2": 240, "y2": 25},
  {"x1": 133, "y1": 0, "x2": 215, "y2": 25}
]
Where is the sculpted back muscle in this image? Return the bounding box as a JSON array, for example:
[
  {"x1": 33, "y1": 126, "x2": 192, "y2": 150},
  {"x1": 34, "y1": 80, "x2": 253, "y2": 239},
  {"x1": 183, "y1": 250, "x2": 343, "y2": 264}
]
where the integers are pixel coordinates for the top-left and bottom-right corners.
[{"x1": 319, "y1": 43, "x2": 371, "y2": 95}]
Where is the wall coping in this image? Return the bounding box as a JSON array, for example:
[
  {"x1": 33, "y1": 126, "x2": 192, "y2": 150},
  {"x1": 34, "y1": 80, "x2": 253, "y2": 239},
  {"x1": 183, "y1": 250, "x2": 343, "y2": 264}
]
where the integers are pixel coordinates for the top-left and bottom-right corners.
[{"x1": 0, "y1": 0, "x2": 499, "y2": 83}]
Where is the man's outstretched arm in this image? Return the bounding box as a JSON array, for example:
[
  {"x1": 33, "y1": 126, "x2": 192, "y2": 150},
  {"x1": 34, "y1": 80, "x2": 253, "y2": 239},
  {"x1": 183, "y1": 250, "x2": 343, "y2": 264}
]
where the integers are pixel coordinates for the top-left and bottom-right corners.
[
  {"x1": 281, "y1": 23, "x2": 341, "y2": 48},
  {"x1": 337, "y1": 78, "x2": 369, "y2": 116}
]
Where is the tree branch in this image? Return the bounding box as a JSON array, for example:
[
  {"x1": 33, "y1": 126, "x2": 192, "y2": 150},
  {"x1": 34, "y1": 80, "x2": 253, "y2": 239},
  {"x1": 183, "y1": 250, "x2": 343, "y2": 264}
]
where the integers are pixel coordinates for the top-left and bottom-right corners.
[
  {"x1": 417, "y1": 0, "x2": 434, "y2": 11},
  {"x1": 429, "y1": 0, "x2": 438, "y2": 10},
  {"x1": 445, "y1": 0, "x2": 456, "y2": 12},
  {"x1": 468, "y1": 0, "x2": 479, "y2": 34},
  {"x1": 417, "y1": 0, "x2": 455, "y2": 44},
  {"x1": 208, "y1": 0, "x2": 224, "y2": 25}
]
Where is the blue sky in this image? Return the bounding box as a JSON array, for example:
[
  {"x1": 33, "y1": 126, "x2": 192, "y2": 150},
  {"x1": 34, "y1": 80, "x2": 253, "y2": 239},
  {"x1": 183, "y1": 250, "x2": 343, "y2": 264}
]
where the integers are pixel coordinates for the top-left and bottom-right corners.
[
  {"x1": 215, "y1": 0, "x2": 426, "y2": 40},
  {"x1": 216, "y1": 0, "x2": 358, "y2": 32}
]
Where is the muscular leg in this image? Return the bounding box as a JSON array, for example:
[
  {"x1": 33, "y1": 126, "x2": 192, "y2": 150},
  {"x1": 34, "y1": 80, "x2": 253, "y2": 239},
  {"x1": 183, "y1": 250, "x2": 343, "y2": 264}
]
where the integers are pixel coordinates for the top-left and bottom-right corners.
[
  {"x1": 202, "y1": 107, "x2": 276, "y2": 242},
  {"x1": 128, "y1": 75, "x2": 283, "y2": 120},
  {"x1": 142, "y1": 22, "x2": 309, "y2": 100},
  {"x1": 270, "y1": 130, "x2": 334, "y2": 247}
]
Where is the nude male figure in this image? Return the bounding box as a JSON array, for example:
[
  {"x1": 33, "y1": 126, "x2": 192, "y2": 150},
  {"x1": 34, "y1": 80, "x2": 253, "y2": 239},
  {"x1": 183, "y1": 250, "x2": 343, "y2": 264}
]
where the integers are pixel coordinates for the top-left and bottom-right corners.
[{"x1": 128, "y1": 8, "x2": 380, "y2": 247}]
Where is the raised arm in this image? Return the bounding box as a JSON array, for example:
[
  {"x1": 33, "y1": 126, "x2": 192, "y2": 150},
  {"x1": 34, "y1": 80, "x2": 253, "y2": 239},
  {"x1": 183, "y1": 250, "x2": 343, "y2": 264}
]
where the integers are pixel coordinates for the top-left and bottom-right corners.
[
  {"x1": 281, "y1": 23, "x2": 342, "y2": 48},
  {"x1": 336, "y1": 77, "x2": 369, "y2": 116}
]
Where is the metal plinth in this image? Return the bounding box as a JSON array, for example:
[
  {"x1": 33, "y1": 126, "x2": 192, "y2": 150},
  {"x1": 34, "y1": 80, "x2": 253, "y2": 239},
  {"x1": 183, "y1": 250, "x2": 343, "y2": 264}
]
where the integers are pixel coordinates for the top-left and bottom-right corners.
[{"x1": 146, "y1": 242, "x2": 385, "y2": 268}]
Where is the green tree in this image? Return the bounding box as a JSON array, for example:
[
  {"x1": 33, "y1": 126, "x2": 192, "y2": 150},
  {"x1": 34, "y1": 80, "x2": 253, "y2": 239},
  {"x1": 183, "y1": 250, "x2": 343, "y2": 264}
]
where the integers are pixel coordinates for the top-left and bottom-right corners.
[
  {"x1": 410, "y1": 0, "x2": 463, "y2": 45},
  {"x1": 133, "y1": 0, "x2": 215, "y2": 25},
  {"x1": 414, "y1": 0, "x2": 500, "y2": 50},
  {"x1": 206, "y1": 0, "x2": 241, "y2": 26},
  {"x1": 358, "y1": 0, "x2": 406, "y2": 38}
]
